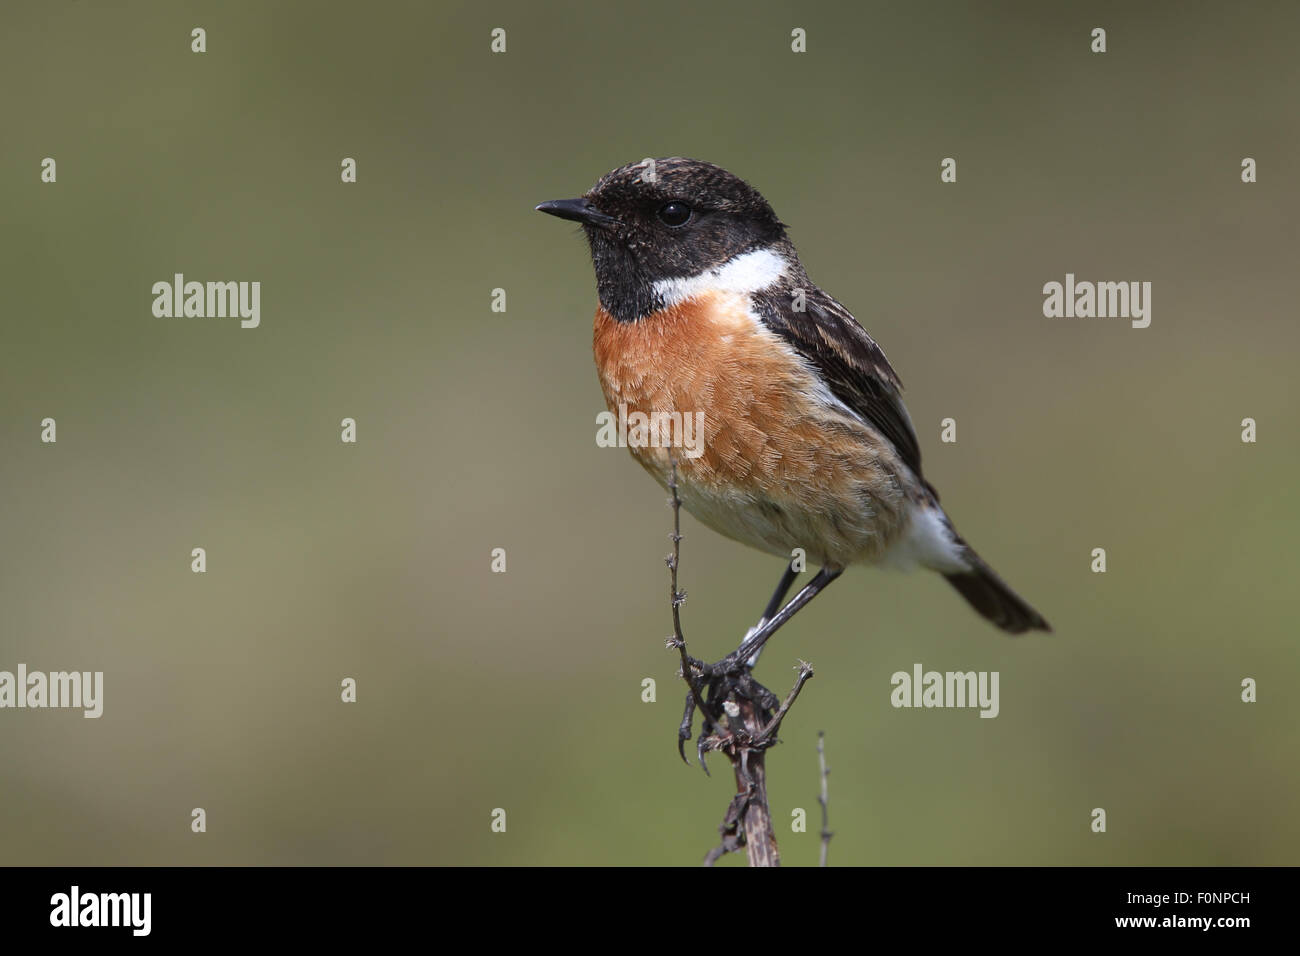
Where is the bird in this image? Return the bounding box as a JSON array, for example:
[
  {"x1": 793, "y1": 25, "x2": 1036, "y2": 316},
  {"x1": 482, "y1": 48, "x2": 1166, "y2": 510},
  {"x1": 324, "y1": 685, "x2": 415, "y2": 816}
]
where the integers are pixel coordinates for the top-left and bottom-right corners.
[{"x1": 537, "y1": 157, "x2": 1049, "y2": 673}]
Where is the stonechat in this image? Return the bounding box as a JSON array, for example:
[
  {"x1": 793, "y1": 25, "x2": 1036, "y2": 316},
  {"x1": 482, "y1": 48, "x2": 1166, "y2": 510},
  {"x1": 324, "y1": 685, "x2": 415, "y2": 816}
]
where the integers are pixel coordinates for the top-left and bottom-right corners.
[{"x1": 538, "y1": 157, "x2": 1049, "y2": 670}]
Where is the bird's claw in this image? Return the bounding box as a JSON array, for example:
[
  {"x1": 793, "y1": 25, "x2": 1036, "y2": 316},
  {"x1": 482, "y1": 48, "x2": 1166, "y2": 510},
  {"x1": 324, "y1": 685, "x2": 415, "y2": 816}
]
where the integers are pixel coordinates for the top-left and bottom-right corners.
[{"x1": 677, "y1": 687, "x2": 698, "y2": 764}]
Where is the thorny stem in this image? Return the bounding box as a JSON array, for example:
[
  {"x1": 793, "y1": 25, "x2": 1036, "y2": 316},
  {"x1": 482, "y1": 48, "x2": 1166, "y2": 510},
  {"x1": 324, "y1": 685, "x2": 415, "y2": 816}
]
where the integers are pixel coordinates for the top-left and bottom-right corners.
[
  {"x1": 817, "y1": 731, "x2": 832, "y2": 867},
  {"x1": 665, "y1": 459, "x2": 712, "y2": 731}
]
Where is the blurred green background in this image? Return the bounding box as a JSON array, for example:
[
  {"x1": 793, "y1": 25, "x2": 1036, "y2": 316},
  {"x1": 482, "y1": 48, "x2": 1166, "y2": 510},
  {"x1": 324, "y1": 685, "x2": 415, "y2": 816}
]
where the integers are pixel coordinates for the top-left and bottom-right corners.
[{"x1": 1, "y1": 0, "x2": 1296, "y2": 866}]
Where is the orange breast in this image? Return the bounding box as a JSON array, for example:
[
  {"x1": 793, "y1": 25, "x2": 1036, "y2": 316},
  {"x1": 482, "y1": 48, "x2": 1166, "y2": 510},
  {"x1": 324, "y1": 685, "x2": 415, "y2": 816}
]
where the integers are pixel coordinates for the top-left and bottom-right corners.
[{"x1": 592, "y1": 293, "x2": 911, "y2": 565}]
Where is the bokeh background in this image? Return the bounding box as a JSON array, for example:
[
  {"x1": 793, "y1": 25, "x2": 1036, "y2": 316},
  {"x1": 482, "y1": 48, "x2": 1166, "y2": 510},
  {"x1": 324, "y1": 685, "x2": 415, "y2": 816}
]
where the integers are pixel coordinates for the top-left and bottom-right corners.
[{"x1": 2, "y1": 0, "x2": 1297, "y2": 866}]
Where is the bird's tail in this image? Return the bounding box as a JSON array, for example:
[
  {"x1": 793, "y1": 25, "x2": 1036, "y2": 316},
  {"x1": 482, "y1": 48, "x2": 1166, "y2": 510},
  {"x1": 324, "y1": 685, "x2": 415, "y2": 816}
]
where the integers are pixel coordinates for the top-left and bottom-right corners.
[{"x1": 943, "y1": 547, "x2": 1050, "y2": 634}]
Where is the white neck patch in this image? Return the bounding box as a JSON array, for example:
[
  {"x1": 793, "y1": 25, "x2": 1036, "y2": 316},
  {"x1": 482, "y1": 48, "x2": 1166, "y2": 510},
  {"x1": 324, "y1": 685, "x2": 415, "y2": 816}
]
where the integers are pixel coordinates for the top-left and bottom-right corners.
[{"x1": 651, "y1": 247, "x2": 789, "y2": 308}]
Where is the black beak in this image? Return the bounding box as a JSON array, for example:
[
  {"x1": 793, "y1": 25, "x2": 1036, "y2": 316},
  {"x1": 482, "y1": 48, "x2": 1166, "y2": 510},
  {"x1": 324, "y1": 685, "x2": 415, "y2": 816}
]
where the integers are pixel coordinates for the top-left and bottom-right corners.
[{"x1": 535, "y1": 197, "x2": 619, "y2": 228}]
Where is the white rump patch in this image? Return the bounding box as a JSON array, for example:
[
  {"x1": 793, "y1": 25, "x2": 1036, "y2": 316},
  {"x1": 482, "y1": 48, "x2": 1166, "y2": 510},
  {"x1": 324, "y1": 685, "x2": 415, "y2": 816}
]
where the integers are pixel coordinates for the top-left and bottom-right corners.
[
  {"x1": 652, "y1": 247, "x2": 789, "y2": 308},
  {"x1": 880, "y1": 505, "x2": 968, "y2": 573}
]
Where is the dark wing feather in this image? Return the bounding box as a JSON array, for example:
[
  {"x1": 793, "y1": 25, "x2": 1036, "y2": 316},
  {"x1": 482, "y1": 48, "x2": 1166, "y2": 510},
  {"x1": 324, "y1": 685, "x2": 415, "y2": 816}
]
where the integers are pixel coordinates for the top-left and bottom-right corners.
[{"x1": 752, "y1": 285, "x2": 928, "y2": 485}]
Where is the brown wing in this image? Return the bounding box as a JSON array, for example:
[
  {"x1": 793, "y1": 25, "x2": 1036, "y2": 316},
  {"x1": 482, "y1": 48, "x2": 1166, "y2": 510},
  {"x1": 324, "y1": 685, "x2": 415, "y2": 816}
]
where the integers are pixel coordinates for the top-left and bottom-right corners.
[{"x1": 752, "y1": 284, "x2": 928, "y2": 485}]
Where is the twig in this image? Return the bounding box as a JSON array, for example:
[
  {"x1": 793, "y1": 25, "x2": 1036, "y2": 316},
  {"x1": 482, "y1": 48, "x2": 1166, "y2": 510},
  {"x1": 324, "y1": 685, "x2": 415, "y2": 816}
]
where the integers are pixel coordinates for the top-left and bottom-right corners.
[
  {"x1": 817, "y1": 731, "x2": 832, "y2": 867},
  {"x1": 760, "y1": 661, "x2": 815, "y2": 741},
  {"x1": 664, "y1": 460, "x2": 711, "y2": 733},
  {"x1": 729, "y1": 696, "x2": 779, "y2": 866}
]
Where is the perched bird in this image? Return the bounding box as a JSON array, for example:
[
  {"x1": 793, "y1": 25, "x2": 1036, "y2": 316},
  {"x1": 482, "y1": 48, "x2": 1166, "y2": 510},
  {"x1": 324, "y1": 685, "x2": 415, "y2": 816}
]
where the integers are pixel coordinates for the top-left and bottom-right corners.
[{"x1": 538, "y1": 158, "x2": 1048, "y2": 668}]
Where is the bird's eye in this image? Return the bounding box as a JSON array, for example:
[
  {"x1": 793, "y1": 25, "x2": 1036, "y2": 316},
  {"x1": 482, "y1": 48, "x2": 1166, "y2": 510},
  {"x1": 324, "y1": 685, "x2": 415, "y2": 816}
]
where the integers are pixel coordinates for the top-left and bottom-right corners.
[{"x1": 657, "y1": 201, "x2": 692, "y2": 227}]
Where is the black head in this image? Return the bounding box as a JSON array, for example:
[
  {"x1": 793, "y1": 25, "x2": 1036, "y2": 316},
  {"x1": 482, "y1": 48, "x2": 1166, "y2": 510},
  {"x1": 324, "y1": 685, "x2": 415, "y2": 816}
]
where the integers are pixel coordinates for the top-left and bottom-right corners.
[{"x1": 537, "y1": 157, "x2": 791, "y2": 322}]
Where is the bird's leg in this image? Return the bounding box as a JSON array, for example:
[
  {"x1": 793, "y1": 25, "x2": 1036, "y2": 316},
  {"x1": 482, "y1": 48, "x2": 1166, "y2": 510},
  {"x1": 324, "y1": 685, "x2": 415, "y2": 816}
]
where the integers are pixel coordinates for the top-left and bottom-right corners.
[
  {"x1": 713, "y1": 566, "x2": 844, "y2": 676},
  {"x1": 741, "y1": 559, "x2": 801, "y2": 669},
  {"x1": 679, "y1": 562, "x2": 797, "y2": 763},
  {"x1": 680, "y1": 563, "x2": 841, "y2": 769},
  {"x1": 690, "y1": 565, "x2": 837, "y2": 761}
]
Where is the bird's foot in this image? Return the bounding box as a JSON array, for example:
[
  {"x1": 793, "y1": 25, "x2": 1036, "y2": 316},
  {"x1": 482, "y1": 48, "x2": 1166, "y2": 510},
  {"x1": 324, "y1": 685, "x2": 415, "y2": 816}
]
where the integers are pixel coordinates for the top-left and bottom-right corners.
[{"x1": 676, "y1": 657, "x2": 779, "y2": 770}]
